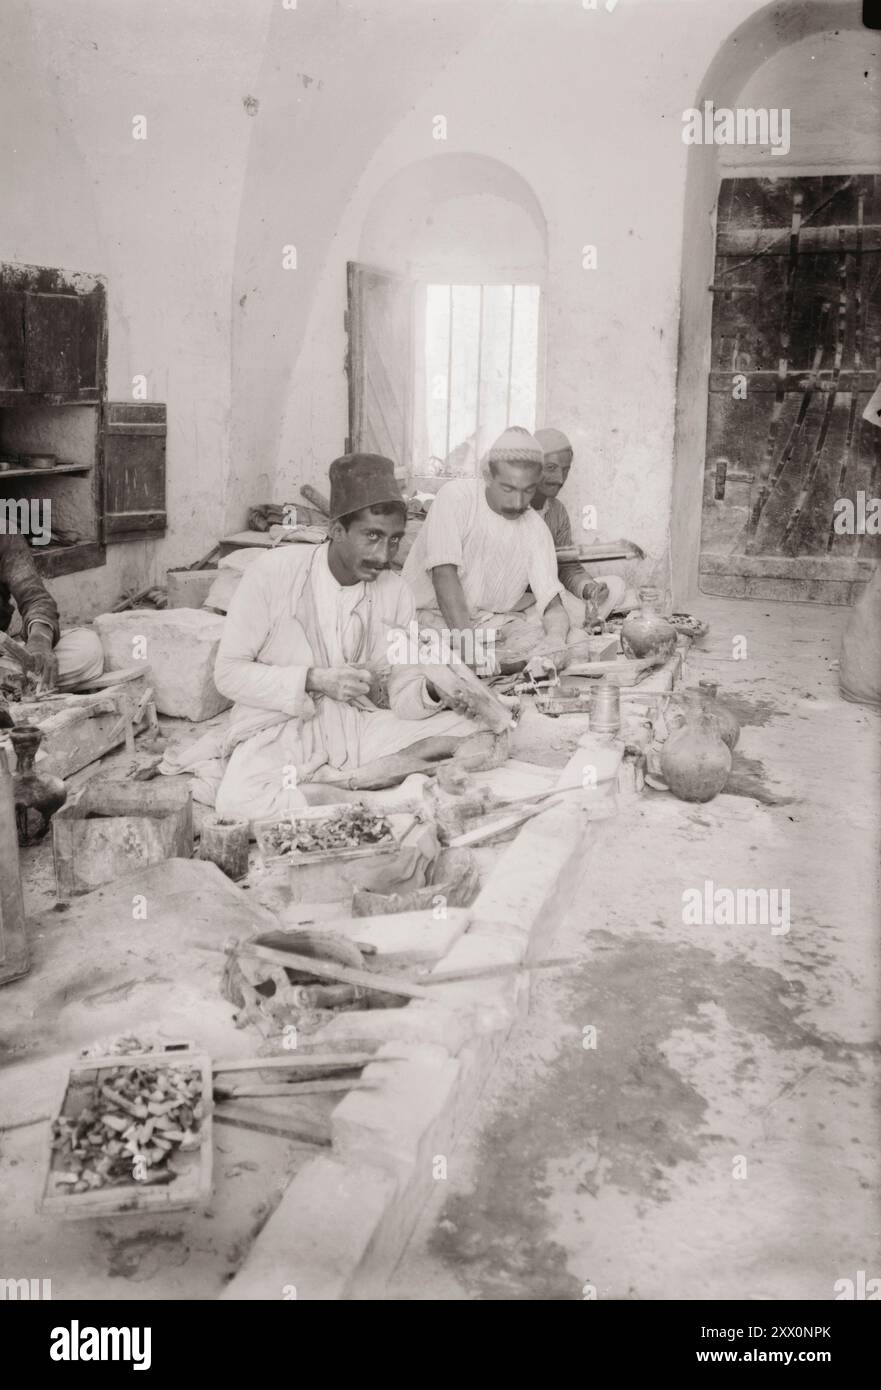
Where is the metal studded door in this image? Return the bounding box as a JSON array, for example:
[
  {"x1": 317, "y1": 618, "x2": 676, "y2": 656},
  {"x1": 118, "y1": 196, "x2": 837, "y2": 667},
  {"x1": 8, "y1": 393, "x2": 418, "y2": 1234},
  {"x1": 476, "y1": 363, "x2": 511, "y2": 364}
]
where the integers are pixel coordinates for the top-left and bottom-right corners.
[{"x1": 700, "y1": 176, "x2": 881, "y2": 604}]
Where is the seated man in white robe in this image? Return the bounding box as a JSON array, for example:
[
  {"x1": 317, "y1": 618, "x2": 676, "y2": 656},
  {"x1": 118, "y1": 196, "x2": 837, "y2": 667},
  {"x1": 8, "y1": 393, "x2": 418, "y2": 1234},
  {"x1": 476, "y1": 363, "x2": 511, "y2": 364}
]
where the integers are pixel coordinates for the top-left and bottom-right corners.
[
  {"x1": 402, "y1": 426, "x2": 572, "y2": 671},
  {"x1": 209, "y1": 454, "x2": 485, "y2": 822},
  {"x1": 532, "y1": 427, "x2": 627, "y2": 624}
]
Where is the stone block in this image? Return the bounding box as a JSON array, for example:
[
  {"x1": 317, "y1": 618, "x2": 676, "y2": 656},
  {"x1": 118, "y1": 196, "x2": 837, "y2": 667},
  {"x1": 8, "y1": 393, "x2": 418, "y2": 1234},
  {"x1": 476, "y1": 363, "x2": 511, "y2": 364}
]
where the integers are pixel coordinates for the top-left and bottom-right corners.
[
  {"x1": 424, "y1": 930, "x2": 525, "y2": 1015},
  {"x1": 469, "y1": 799, "x2": 590, "y2": 957},
  {"x1": 93, "y1": 608, "x2": 230, "y2": 720},
  {"x1": 296, "y1": 907, "x2": 471, "y2": 964},
  {"x1": 332, "y1": 1042, "x2": 459, "y2": 1171},
  {"x1": 319, "y1": 1001, "x2": 474, "y2": 1055},
  {"x1": 221, "y1": 1155, "x2": 398, "y2": 1301},
  {"x1": 165, "y1": 568, "x2": 217, "y2": 609}
]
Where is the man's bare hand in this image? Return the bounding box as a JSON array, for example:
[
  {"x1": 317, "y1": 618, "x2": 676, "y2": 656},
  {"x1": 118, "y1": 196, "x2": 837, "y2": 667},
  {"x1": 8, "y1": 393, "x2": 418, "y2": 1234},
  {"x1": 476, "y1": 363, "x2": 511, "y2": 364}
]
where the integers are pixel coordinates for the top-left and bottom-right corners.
[
  {"x1": 582, "y1": 580, "x2": 609, "y2": 608},
  {"x1": 523, "y1": 634, "x2": 565, "y2": 681},
  {"x1": 306, "y1": 666, "x2": 372, "y2": 703},
  {"x1": 26, "y1": 634, "x2": 59, "y2": 693},
  {"x1": 426, "y1": 680, "x2": 482, "y2": 717}
]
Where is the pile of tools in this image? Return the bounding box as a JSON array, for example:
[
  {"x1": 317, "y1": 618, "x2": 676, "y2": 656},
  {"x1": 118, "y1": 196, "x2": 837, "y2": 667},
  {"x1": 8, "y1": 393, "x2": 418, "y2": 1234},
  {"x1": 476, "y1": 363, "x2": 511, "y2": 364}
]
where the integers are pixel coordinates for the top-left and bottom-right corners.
[{"x1": 218, "y1": 924, "x2": 576, "y2": 1041}]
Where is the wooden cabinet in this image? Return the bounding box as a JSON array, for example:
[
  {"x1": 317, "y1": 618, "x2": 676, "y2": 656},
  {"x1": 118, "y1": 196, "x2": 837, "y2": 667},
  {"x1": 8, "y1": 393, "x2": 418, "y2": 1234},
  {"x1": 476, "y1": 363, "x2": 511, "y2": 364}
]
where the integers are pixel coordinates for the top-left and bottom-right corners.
[
  {"x1": 0, "y1": 262, "x2": 166, "y2": 577},
  {"x1": 0, "y1": 264, "x2": 107, "y2": 406}
]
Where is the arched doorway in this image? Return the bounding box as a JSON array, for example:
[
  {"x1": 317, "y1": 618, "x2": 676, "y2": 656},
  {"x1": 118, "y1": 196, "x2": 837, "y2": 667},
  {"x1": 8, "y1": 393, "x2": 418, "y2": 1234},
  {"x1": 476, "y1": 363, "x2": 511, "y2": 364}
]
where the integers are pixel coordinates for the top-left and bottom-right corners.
[{"x1": 671, "y1": 0, "x2": 881, "y2": 605}]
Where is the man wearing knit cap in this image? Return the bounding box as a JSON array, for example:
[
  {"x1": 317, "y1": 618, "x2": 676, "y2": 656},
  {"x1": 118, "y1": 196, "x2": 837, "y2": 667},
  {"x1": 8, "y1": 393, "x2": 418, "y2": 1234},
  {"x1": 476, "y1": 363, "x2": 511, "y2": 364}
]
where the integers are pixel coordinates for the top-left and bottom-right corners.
[
  {"x1": 533, "y1": 427, "x2": 627, "y2": 623},
  {"x1": 164, "y1": 454, "x2": 488, "y2": 821},
  {"x1": 402, "y1": 426, "x2": 571, "y2": 669}
]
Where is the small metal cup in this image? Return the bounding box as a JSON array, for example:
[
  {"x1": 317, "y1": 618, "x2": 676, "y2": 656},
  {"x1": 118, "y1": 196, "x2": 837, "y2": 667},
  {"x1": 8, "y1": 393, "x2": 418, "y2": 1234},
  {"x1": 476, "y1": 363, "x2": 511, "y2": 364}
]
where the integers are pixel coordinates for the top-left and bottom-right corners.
[{"x1": 590, "y1": 680, "x2": 621, "y2": 734}]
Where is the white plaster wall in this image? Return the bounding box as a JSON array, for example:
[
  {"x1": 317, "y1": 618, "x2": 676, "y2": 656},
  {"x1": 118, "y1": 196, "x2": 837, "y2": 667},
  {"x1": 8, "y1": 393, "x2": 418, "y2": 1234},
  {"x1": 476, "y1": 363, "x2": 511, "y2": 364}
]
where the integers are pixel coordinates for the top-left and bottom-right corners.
[
  {"x1": 358, "y1": 155, "x2": 548, "y2": 281},
  {"x1": 4, "y1": 0, "x2": 873, "y2": 621},
  {"x1": 721, "y1": 29, "x2": 881, "y2": 173},
  {"x1": 254, "y1": 0, "x2": 773, "y2": 593},
  {"x1": 0, "y1": 0, "x2": 272, "y2": 621}
]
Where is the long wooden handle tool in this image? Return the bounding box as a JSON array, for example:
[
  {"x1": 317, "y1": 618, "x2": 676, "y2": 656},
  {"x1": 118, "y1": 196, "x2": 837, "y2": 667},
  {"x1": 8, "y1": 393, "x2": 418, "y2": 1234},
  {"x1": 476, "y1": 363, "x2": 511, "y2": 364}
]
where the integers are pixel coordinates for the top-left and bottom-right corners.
[
  {"x1": 238, "y1": 944, "x2": 430, "y2": 1001},
  {"x1": 212, "y1": 1052, "x2": 397, "y2": 1073},
  {"x1": 423, "y1": 955, "x2": 580, "y2": 985}
]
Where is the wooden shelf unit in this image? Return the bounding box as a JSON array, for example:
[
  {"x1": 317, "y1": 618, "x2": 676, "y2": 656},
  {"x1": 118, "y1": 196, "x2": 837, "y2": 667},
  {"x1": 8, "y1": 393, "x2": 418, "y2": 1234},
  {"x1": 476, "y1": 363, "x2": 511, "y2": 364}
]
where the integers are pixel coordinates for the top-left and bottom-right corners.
[
  {"x1": 0, "y1": 462, "x2": 92, "y2": 480},
  {"x1": 1, "y1": 262, "x2": 168, "y2": 577}
]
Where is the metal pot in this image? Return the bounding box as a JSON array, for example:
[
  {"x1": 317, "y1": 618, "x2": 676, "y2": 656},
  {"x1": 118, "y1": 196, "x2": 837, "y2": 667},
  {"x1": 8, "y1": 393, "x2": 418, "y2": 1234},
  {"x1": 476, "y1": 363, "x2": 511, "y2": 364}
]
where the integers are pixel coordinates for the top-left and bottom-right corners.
[{"x1": 20, "y1": 453, "x2": 57, "y2": 470}]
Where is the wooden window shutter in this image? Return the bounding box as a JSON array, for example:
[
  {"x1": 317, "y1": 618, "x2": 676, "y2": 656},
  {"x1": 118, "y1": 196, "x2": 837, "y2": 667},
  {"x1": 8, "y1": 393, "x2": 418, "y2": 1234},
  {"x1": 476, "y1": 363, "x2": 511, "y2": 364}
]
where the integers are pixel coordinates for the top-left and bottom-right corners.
[
  {"x1": 346, "y1": 261, "x2": 414, "y2": 465},
  {"x1": 103, "y1": 402, "x2": 167, "y2": 541}
]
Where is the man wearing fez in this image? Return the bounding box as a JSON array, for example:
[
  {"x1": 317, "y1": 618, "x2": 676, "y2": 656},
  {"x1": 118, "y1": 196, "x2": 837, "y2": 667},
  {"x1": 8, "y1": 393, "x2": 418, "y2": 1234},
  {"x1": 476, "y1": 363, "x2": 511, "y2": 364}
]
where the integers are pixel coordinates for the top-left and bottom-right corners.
[{"x1": 208, "y1": 454, "x2": 485, "y2": 821}]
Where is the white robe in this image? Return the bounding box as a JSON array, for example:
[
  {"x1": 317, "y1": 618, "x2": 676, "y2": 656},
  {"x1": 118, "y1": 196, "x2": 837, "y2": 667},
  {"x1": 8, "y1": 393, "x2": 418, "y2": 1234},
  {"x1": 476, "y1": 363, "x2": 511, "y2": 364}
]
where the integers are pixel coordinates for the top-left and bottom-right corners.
[{"x1": 161, "y1": 543, "x2": 478, "y2": 821}]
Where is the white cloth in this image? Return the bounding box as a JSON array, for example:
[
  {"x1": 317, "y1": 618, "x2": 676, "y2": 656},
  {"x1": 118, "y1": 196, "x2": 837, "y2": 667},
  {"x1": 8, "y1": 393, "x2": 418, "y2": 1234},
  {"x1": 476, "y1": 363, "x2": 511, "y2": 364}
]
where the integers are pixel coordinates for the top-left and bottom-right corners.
[
  {"x1": 54, "y1": 628, "x2": 105, "y2": 691},
  {"x1": 159, "y1": 543, "x2": 479, "y2": 821},
  {"x1": 402, "y1": 478, "x2": 565, "y2": 619},
  {"x1": 309, "y1": 543, "x2": 369, "y2": 666}
]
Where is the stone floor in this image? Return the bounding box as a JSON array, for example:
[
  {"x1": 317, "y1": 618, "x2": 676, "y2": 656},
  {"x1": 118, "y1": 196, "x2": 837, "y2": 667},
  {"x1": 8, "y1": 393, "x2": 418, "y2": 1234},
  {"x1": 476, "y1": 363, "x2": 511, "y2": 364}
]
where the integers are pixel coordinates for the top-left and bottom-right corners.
[{"x1": 388, "y1": 596, "x2": 881, "y2": 1301}]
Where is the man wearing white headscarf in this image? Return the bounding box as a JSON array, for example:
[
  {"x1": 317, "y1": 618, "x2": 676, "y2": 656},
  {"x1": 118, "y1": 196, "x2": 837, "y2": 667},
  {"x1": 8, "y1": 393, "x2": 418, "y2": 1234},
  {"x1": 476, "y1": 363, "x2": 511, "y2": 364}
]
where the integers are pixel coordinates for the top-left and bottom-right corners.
[
  {"x1": 533, "y1": 427, "x2": 627, "y2": 623},
  {"x1": 402, "y1": 426, "x2": 571, "y2": 671}
]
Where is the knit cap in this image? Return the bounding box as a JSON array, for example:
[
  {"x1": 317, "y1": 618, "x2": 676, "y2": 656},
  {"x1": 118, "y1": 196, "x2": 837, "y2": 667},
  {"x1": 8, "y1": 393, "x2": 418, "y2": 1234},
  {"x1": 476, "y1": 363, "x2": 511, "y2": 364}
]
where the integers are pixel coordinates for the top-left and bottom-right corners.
[
  {"x1": 534, "y1": 427, "x2": 573, "y2": 460},
  {"x1": 485, "y1": 426, "x2": 543, "y2": 467}
]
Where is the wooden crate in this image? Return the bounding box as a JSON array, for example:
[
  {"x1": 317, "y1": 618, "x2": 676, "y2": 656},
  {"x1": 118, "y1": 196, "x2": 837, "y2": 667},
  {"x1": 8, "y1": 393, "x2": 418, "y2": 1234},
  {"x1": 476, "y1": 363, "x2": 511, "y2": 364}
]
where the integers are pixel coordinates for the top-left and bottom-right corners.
[
  {"x1": 39, "y1": 1049, "x2": 213, "y2": 1220},
  {"x1": 253, "y1": 806, "x2": 417, "y2": 903},
  {"x1": 10, "y1": 666, "x2": 152, "y2": 781},
  {"x1": 53, "y1": 779, "x2": 193, "y2": 900}
]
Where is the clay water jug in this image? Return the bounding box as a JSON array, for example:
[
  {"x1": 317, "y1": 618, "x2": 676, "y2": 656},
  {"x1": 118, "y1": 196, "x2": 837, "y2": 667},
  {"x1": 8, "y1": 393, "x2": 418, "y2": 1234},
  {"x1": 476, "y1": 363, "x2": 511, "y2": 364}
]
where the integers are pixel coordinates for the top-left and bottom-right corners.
[
  {"x1": 10, "y1": 723, "x2": 67, "y2": 845},
  {"x1": 670, "y1": 681, "x2": 740, "y2": 750},
  {"x1": 660, "y1": 708, "x2": 731, "y2": 803},
  {"x1": 620, "y1": 587, "x2": 678, "y2": 661},
  {"x1": 696, "y1": 680, "x2": 740, "y2": 749}
]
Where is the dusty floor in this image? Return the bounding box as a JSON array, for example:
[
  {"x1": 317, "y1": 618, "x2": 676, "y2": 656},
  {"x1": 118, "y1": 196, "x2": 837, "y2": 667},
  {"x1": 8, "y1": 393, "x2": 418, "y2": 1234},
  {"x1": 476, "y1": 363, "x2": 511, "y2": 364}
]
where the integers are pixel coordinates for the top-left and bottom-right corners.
[
  {"x1": 388, "y1": 597, "x2": 881, "y2": 1301},
  {"x1": 0, "y1": 682, "x2": 578, "y2": 1298}
]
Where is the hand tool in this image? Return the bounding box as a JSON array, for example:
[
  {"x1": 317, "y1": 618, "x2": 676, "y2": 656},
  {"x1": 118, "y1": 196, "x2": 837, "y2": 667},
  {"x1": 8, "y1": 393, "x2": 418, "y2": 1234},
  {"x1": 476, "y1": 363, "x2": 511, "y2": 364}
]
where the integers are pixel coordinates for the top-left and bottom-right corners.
[{"x1": 237, "y1": 943, "x2": 431, "y2": 1001}]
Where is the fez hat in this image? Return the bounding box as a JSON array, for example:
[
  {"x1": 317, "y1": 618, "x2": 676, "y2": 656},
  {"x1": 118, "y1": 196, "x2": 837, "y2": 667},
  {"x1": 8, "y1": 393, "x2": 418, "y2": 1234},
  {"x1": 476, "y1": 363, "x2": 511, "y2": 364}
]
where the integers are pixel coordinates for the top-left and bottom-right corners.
[
  {"x1": 534, "y1": 427, "x2": 573, "y2": 461},
  {"x1": 328, "y1": 453, "x2": 405, "y2": 521}
]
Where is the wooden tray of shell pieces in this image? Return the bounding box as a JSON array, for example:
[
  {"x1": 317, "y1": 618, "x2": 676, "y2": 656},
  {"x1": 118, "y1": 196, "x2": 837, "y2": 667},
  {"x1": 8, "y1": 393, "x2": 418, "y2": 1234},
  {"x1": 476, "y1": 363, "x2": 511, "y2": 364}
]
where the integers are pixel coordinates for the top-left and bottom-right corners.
[{"x1": 40, "y1": 1049, "x2": 213, "y2": 1218}]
